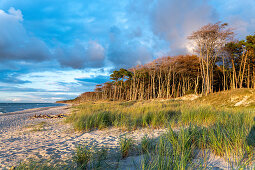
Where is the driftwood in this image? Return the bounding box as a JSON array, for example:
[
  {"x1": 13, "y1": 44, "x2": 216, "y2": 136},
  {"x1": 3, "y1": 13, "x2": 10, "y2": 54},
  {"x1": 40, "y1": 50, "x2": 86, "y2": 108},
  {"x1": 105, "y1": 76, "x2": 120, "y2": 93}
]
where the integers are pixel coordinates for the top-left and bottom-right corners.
[{"x1": 31, "y1": 114, "x2": 66, "y2": 119}]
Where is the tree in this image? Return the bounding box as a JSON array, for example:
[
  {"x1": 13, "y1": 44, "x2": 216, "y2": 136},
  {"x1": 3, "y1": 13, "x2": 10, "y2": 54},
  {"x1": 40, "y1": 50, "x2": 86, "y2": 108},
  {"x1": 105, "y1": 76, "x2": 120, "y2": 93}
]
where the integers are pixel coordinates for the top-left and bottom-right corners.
[{"x1": 188, "y1": 22, "x2": 233, "y2": 95}]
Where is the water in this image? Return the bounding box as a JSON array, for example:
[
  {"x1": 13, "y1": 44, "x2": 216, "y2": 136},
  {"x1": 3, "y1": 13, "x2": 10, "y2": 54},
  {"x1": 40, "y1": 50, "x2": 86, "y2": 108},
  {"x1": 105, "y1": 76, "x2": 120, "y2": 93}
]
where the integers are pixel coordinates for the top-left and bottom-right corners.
[{"x1": 0, "y1": 103, "x2": 66, "y2": 114}]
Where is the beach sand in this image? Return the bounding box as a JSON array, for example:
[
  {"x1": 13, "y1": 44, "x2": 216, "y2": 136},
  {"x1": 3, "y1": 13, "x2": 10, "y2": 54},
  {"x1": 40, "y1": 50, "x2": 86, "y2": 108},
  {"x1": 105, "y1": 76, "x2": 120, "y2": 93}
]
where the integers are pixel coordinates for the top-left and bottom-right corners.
[
  {"x1": 0, "y1": 105, "x2": 231, "y2": 169},
  {"x1": 0, "y1": 105, "x2": 167, "y2": 169}
]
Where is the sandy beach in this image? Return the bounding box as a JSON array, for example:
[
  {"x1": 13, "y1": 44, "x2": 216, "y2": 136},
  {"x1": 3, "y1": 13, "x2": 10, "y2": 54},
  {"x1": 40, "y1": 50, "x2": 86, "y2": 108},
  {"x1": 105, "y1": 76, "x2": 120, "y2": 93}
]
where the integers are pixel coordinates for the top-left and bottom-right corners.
[
  {"x1": 0, "y1": 103, "x2": 246, "y2": 169},
  {"x1": 0, "y1": 105, "x2": 169, "y2": 169}
]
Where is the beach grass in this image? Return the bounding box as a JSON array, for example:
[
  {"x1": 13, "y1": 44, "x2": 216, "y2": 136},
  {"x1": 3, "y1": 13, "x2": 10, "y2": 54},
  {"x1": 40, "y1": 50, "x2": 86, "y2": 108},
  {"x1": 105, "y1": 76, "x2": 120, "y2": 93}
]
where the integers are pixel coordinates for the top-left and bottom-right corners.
[
  {"x1": 141, "y1": 123, "x2": 254, "y2": 169},
  {"x1": 15, "y1": 95, "x2": 255, "y2": 169},
  {"x1": 119, "y1": 136, "x2": 134, "y2": 158},
  {"x1": 66, "y1": 100, "x2": 255, "y2": 131},
  {"x1": 65, "y1": 99, "x2": 255, "y2": 168},
  {"x1": 66, "y1": 100, "x2": 181, "y2": 131}
]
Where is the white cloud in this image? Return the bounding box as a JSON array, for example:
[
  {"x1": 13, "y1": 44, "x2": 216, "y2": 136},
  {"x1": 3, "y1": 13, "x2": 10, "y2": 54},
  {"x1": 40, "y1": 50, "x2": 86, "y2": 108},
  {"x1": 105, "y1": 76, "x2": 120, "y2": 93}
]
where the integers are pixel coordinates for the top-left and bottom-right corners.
[
  {"x1": 0, "y1": 7, "x2": 51, "y2": 62},
  {"x1": 8, "y1": 7, "x2": 23, "y2": 21},
  {"x1": 18, "y1": 69, "x2": 111, "y2": 91}
]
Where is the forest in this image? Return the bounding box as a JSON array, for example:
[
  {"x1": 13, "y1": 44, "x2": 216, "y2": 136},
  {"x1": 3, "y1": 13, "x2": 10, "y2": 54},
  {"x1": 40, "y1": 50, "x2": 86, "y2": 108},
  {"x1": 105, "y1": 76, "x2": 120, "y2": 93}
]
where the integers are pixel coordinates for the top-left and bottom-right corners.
[{"x1": 72, "y1": 22, "x2": 255, "y2": 102}]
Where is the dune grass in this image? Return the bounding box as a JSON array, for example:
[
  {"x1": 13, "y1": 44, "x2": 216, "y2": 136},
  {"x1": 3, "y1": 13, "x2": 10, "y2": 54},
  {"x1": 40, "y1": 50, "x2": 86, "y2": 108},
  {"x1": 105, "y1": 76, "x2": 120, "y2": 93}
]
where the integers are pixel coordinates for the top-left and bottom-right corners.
[
  {"x1": 119, "y1": 136, "x2": 134, "y2": 158},
  {"x1": 65, "y1": 98, "x2": 255, "y2": 168},
  {"x1": 66, "y1": 100, "x2": 181, "y2": 131},
  {"x1": 17, "y1": 90, "x2": 255, "y2": 169},
  {"x1": 141, "y1": 126, "x2": 196, "y2": 169},
  {"x1": 141, "y1": 124, "x2": 255, "y2": 169},
  {"x1": 72, "y1": 145, "x2": 109, "y2": 169},
  {"x1": 66, "y1": 99, "x2": 255, "y2": 131},
  {"x1": 195, "y1": 88, "x2": 255, "y2": 107},
  {"x1": 140, "y1": 135, "x2": 155, "y2": 154}
]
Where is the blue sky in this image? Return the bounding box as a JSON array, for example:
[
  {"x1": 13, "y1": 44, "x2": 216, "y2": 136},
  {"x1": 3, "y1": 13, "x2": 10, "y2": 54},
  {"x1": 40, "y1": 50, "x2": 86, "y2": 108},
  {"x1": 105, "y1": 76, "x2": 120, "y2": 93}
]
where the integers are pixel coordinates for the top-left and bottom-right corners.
[{"x1": 0, "y1": 0, "x2": 254, "y2": 102}]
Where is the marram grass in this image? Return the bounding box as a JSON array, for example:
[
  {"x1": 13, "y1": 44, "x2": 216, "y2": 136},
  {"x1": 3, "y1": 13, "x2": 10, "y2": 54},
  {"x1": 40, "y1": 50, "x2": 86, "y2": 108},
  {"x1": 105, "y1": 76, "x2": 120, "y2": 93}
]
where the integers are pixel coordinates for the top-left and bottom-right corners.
[
  {"x1": 141, "y1": 123, "x2": 254, "y2": 169},
  {"x1": 66, "y1": 100, "x2": 254, "y2": 131},
  {"x1": 66, "y1": 100, "x2": 181, "y2": 131},
  {"x1": 65, "y1": 100, "x2": 255, "y2": 168}
]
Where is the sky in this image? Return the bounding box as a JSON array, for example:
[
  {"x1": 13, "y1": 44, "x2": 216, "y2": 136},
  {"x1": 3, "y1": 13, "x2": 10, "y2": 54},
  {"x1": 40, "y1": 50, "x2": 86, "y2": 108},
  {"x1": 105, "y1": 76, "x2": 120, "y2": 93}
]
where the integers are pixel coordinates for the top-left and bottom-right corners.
[{"x1": 0, "y1": 0, "x2": 254, "y2": 103}]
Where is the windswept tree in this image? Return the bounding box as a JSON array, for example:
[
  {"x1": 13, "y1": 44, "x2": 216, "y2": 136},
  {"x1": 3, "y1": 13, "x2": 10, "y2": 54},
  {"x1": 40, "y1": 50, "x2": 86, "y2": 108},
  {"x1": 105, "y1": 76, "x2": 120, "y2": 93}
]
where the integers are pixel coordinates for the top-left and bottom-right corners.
[{"x1": 188, "y1": 22, "x2": 234, "y2": 95}]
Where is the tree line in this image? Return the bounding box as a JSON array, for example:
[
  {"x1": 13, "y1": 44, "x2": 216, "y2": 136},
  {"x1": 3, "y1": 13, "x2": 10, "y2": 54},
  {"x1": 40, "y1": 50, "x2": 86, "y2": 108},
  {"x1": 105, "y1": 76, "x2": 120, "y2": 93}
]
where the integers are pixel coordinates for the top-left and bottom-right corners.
[{"x1": 73, "y1": 22, "x2": 255, "y2": 102}]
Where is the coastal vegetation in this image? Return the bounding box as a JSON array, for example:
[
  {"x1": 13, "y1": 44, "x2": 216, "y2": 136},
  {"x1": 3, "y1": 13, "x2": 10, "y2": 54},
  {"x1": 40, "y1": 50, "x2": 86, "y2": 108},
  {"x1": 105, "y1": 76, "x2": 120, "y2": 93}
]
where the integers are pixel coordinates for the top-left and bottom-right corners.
[
  {"x1": 17, "y1": 96, "x2": 255, "y2": 169},
  {"x1": 62, "y1": 90, "x2": 255, "y2": 168},
  {"x1": 16, "y1": 22, "x2": 255, "y2": 169}
]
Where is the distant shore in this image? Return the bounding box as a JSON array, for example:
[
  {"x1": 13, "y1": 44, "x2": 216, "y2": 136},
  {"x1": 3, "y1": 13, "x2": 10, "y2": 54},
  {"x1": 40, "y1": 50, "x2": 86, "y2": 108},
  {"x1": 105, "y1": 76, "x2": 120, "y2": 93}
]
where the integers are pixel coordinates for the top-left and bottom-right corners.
[
  {"x1": 0, "y1": 103, "x2": 68, "y2": 114},
  {"x1": 0, "y1": 105, "x2": 68, "y2": 116}
]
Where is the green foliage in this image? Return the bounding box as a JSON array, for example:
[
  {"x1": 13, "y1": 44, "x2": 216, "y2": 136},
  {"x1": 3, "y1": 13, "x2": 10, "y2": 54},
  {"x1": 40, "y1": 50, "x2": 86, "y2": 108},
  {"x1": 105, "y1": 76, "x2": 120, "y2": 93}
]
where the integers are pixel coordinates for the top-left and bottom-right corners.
[
  {"x1": 119, "y1": 136, "x2": 134, "y2": 158},
  {"x1": 140, "y1": 135, "x2": 155, "y2": 154},
  {"x1": 73, "y1": 145, "x2": 111, "y2": 169},
  {"x1": 141, "y1": 121, "x2": 255, "y2": 169},
  {"x1": 142, "y1": 126, "x2": 196, "y2": 170},
  {"x1": 15, "y1": 159, "x2": 68, "y2": 170},
  {"x1": 73, "y1": 145, "x2": 92, "y2": 168},
  {"x1": 110, "y1": 68, "x2": 133, "y2": 82},
  {"x1": 66, "y1": 100, "x2": 181, "y2": 131}
]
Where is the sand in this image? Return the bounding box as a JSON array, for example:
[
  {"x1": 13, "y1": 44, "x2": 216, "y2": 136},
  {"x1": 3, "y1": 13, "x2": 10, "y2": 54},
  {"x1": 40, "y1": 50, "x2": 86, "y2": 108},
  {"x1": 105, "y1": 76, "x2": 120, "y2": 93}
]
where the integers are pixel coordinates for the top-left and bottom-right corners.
[
  {"x1": 0, "y1": 105, "x2": 167, "y2": 169},
  {"x1": 0, "y1": 105, "x2": 237, "y2": 169}
]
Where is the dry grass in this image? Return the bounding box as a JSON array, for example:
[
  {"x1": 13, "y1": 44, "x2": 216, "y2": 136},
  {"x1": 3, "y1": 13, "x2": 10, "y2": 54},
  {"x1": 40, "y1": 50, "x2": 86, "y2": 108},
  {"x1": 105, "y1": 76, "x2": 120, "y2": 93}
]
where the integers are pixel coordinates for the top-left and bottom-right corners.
[{"x1": 24, "y1": 121, "x2": 47, "y2": 132}]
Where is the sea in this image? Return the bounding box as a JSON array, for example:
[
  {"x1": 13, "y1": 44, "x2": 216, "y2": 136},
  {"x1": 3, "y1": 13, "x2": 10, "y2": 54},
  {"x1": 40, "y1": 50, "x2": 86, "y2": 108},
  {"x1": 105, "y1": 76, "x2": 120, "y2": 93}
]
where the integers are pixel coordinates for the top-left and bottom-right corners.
[{"x1": 0, "y1": 103, "x2": 66, "y2": 114}]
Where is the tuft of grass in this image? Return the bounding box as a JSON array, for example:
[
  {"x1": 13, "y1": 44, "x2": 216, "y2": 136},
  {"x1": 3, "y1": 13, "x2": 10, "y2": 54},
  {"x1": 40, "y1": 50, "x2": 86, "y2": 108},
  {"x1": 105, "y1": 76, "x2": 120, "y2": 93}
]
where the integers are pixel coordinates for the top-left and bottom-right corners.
[
  {"x1": 119, "y1": 136, "x2": 134, "y2": 158},
  {"x1": 93, "y1": 147, "x2": 108, "y2": 169},
  {"x1": 140, "y1": 135, "x2": 155, "y2": 154},
  {"x1": 141, "y1": 126, "x2": 197, "y2": 170},
  {"x1": 24, "y1": 121, "x2": 47, "y2": 132},
  {"x1": 15, "y1": 159, "x2": 68, "y2": 170},
  {"x1": 73, "y1": 145, "x2": 92, "y2": 168},
  {"x1": 72, "y1": 145, "x2": 111, "y2": 169}
]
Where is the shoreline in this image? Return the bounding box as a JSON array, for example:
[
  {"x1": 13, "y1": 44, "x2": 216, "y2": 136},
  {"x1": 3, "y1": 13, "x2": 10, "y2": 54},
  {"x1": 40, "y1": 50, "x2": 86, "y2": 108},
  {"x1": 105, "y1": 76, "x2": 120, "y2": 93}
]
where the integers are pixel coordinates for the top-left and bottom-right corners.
[
  {"x1": 0, "y1": 105, "x2": 72, "y2": 134},
  {"x1": 0, "y1": 105, "x2": 69, "y2": 117},
  {"x1": 0, "y1": 103, "x2": 72, "y2": 116}
]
